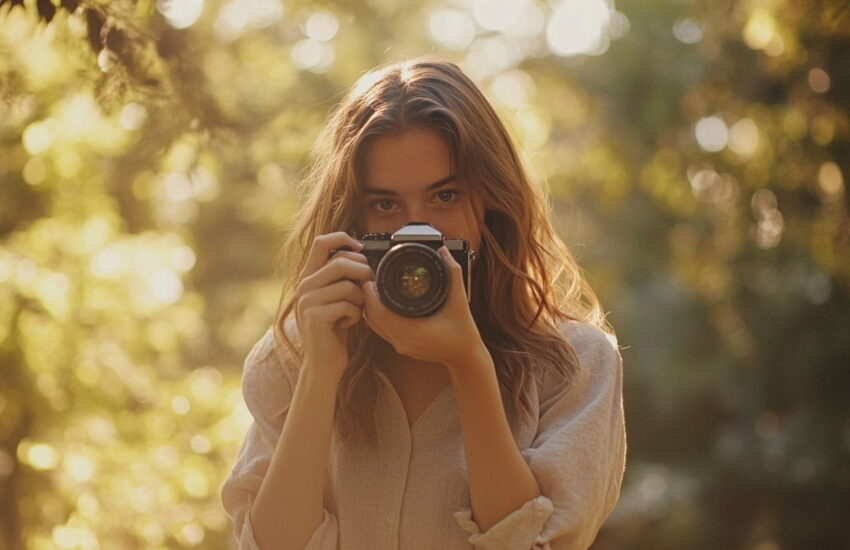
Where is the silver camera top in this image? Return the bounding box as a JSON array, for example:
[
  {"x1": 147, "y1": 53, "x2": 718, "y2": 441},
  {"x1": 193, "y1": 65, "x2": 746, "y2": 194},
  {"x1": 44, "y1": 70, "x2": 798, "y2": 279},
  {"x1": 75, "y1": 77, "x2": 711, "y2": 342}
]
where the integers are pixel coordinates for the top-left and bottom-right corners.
[
  {"x1": 390, "y1": 221, "x2": 442, "y2": 242},
  {"x1": 360, "y1": 222, "x2": 468, "y2": 252}
]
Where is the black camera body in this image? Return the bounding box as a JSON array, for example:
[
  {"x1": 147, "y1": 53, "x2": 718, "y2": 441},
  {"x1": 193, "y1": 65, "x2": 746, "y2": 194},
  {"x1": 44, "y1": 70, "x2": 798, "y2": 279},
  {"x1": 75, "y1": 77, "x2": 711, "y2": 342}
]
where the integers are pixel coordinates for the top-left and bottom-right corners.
[{"x1": 330, "y1": 222, "x2": 472, "y2": 317}]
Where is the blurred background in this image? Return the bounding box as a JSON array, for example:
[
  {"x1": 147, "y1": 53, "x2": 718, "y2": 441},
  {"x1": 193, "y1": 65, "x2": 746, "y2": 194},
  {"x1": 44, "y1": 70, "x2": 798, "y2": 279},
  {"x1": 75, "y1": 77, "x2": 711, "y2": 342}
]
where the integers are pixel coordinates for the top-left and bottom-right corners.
[{"x1": 1, "y1": 0, "x2": 848, "y2": 548}]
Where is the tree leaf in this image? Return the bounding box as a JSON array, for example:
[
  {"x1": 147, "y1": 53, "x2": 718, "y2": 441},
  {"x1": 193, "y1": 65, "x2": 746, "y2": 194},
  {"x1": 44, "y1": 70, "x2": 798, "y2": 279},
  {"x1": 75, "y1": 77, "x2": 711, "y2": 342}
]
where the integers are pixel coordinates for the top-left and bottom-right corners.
[
  {"x1": 106, "y1": 28, "x2": 126, "y2": 54},
  {"x1": 36, "y1": 0, "x2": 56, "y2": 23},
  {"x1": 85, "y1": 8, "x2": 105, "y2": 53},
  {"x1": 2, "y1": 0, "x2": 26, "y2": 11},
  {"x1": 60, "y1": 0, "x2": 79, "y2": 14}
]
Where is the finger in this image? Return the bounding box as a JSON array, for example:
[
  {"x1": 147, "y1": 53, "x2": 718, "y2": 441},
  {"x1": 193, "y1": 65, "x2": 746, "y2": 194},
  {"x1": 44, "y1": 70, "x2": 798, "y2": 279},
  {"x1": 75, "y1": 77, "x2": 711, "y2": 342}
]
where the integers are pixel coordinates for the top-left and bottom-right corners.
[
  {"x1": 302, "y1": 232, "x2": 364, "y2": 279},
  {"x1": 303, "y1": 301, "x2": 361, "y2": 329},
  {"x1": 299, "y1": 279, "x2": 365, "y2": 311},
  {"x1": 338, "y1": 317, "x2": 360, "y2": 330},
  {"x1": 438, "y1": 246, "x2": 465, "y2": 300},
  {"x1": 362, "y1": 280, "x2": 381, "y2": 310},
  {"x1": 327, "y1": 249, "x2": 369, "y2": 265},
  {"x1": 299, "y1": 257, "x2": 374, "y2": 296},
  {"x1": 362, "y1": 281, "x2": 391, "y2": 339},
  {"x1": 438, "y1": 245, "x2": 457, "y2": 266}
]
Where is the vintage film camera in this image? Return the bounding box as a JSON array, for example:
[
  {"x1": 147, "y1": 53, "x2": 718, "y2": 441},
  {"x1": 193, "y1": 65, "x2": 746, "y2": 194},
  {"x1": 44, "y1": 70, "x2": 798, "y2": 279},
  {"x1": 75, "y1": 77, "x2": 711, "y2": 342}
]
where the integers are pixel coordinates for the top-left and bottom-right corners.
[{"x1": 329, "y1": 222, "x2": 472, "y2": 317}]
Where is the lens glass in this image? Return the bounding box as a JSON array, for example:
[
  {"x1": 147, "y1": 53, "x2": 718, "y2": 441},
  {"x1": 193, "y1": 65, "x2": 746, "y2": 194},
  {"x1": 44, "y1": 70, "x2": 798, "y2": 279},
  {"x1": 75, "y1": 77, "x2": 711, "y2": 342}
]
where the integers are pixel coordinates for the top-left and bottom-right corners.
[{"x1": 396, "y1": 262, "x2": 431, "y2": 299}]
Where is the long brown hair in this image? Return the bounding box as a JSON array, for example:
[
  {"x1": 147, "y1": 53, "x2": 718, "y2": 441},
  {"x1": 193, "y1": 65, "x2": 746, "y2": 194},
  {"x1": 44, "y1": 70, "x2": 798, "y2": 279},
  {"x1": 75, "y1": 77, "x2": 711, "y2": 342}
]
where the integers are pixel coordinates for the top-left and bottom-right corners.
[{"x1": 272, "y1": 55, "x2": 614, "y2": 446}]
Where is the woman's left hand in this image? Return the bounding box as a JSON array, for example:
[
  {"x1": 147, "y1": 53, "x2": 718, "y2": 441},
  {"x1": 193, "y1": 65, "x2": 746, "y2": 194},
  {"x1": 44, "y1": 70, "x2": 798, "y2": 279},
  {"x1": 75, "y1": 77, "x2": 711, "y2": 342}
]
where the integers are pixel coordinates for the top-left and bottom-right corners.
[{"x1": 362, "y1": 246, "x2": 484, "y2": 370}]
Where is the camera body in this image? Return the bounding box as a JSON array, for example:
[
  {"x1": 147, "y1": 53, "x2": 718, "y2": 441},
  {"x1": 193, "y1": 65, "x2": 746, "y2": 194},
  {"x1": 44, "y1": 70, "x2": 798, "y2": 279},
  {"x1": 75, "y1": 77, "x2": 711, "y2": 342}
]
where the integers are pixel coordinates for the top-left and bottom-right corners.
[{"x1": 330, "y1": 222, "x2": 472, "y2": 317}]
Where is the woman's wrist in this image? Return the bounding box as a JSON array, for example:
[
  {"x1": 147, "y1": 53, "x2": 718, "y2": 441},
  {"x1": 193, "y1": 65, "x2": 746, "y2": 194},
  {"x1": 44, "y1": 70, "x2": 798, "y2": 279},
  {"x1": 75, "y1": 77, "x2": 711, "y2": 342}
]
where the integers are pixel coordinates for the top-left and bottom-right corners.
[
  {"x1": 299, "y1": 360, "x2": 346, "y2": 390},
  {"x1": 445, "y1": 341, "x2": 494, "y2": 381}
]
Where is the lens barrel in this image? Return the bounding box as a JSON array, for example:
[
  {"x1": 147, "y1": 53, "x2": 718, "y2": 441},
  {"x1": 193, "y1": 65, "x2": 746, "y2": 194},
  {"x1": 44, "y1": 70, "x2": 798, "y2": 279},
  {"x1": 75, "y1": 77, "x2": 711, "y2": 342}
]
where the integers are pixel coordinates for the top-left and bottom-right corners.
[{"x1": 375, "y1": 243, "x2": 449, "y2": 317}]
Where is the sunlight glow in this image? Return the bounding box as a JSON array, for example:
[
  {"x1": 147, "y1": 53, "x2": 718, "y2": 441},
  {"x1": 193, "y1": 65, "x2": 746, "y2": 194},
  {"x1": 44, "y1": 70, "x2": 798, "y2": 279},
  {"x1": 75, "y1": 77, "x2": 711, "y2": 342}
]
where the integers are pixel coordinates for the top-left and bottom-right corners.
[
  {"x1": 728, "y1": 118, "x2": 759, "y2": 157},
  {"x1": 695, "y1": 116, "x2": 728, "y2": 152},
  {"x1": 22, "y1": 119, "x2": 58, "y2": 155},
  {"x1": 743, "y1": 7, "x2": 784, "y2": 56},
  {"x1": 157, "y1": 0, "x2": 205, "y2": 30},
  {"x1": 808, "y1": 68, "x2": 830, "y2": 93},
  {"x1": 64, "y1": 453, "x2": 96, "y2": 482},
  {"x1": 172, "y1": 395, "x2": 192, "y2": 414},
  {"x1": 750, "y1": 188, "x2": 784, "y2": 248},
  {"x1": 546, "y1": 0, "x2": 613, "y2": 56},
  {"x1": 488, "y1": 69, "x2": 537, "y2": 109},
  {"x1": 52, "y1": 524, "x2": 97, "y2": 549},
  {"x1": 214, "y1": 0, "x2": 283, "y2": 42},
  {"x1": 170, "y1": 245, "x2": 197, "y2": 272},
  {"x1": 473, "y1": 0, "x2": 524, "y2": 31},
  {"x1": 291, "y1": 39, "x2": 335, "y2": 72},
  {"x1": 503, "y1": 2, "x2": 545, "y2": 37},
  {"x1": 23, "y1": 158, "x2": 47, "y2": 185},
  {"x1": 304, "y1": 11, "x2": 339, "y2": 41},
  {"x1": 120, "y1": 103, "x2": 148, "y2": 131},
  {"x1": 20, "y1": 441, "x2": 59, "y2": 470},
  {"x1": 817, "y1": 162, "x2": 844, "y2": 202},
  {"x1": 428, "y1": 9, "x2": 476, "y2": 50},
  {"x1": 673, "y1": 18, "x2": 703, "y2": 44},
  {"x1": 149, "y1": 268, "x2": 183, "y2": 304}
]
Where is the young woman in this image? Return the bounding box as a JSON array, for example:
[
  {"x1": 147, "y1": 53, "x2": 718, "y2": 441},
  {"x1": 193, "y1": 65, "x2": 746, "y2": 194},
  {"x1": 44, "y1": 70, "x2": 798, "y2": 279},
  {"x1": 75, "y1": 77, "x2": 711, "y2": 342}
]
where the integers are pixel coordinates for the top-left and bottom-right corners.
[{"x1": 221, "y1": 56, "x2": 626, "y2": 550}]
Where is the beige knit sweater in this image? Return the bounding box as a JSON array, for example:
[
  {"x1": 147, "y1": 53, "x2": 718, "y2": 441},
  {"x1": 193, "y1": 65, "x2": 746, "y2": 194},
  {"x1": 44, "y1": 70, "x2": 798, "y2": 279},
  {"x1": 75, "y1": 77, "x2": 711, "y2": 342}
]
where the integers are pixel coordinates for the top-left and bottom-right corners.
[{"x1": 220, "y1": 319, "x2": 626, "y2": 549}]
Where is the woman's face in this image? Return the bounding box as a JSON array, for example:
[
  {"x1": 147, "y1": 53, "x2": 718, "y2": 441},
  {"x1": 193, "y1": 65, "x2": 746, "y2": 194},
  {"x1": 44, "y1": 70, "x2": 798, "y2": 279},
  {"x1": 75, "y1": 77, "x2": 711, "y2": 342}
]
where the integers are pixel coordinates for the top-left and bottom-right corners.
[{"x1": 359, "y1": 125, "x2": 484, "y2": 253}]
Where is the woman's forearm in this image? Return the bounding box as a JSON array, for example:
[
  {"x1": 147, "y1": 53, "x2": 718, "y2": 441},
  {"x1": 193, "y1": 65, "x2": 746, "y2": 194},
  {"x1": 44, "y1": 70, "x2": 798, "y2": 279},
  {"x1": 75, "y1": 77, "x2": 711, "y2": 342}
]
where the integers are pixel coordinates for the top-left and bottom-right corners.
[
  {"x1": 446, "y1": 345, "x2": 542, "y2": 533},
  {"x1": 250, "y1": 365, "x2": 341, "y2": 550}
]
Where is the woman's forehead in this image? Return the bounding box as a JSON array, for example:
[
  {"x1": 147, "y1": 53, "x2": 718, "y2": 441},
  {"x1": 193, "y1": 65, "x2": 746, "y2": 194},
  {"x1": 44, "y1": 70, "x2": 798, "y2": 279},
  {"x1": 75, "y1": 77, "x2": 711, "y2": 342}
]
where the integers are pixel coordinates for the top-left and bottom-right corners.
[{"x1": 360, "y1": 128, "x2": 454, "y2": 193}]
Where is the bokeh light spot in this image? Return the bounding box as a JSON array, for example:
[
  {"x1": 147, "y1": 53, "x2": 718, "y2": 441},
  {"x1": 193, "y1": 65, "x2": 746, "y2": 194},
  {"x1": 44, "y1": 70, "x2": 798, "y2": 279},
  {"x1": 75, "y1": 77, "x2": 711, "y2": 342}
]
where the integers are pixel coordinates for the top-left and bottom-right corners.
[
  {"x1": 304, "y1": 11, "x2": 339, "y2": 42},
  {"x1": 673, "y1": 18, "x2": 703, "y2": 43},
  {"x1": 427, "y1": 9, "x2": 476, "y2": 50},
  {"x1": 808, "y1": 68, "x2": 830, "y2": 93},
  {"x1": 728, "y1": 118, "x2": 759, "y2": 157},
  {"x1": 546, "y1": 0, "x2": 612, "y2": 57},
  {"x1": 157, "y1": 0, "x2": 205, "y2": 29},
  {"x1": 695, "y1": 116, "x2": 728, "y2": 152}
]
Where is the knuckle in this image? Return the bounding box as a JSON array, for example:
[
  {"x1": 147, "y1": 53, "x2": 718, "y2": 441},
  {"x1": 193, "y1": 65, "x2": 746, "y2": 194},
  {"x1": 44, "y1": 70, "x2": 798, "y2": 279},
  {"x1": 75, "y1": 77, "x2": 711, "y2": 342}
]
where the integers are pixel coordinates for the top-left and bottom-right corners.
[
  {"x1": 343, "y1": 279, "x2": 359, "y2": 292},
  {"x1": 341, "y1": 250, "x2": 367, "y2": 264},
  {"x1": 328, "y1": 257, "x2": 347, "y2": 273},
  {"x1": 295, "y1": 276, "x2": 311, "y2": 296}
]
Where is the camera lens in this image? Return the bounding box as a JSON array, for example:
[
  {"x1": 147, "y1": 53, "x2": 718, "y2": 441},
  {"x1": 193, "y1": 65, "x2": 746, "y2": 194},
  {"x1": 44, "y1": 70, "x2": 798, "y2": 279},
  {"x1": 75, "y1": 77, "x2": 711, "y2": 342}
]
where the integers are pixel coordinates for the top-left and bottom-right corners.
[
  {"x1": 375, "y1": 243, "x2": 449, "y2": 316},
  {"x1": 397, "y1": 263, "x2": 431, "y2": 299}
]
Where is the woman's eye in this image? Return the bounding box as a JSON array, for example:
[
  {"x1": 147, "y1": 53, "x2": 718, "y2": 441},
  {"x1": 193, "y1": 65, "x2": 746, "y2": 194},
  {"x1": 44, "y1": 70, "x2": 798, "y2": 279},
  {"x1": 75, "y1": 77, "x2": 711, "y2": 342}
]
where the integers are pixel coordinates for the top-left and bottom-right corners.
[
  {"x1": 436, "y1": 190, "x2": 458, "y2": 203},
  {"x1": 370, "y1": 199, "x2": 395, "y2": 212}
]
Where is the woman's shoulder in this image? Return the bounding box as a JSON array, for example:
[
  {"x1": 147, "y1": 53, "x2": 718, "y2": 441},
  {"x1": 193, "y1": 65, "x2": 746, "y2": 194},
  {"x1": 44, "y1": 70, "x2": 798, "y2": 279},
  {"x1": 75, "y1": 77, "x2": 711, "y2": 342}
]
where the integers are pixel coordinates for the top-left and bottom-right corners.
[
  {"x1": 241, "y1": 319, "x2": 302, "y2": 420},
  {"x1": 556, "y1": 318, "x2": 620, "y2": 368},
  {"x1": 245, "y1": 319, "x2": 301, "y2": 369},
  {"x1": 535, "y1": 318, "x2": 622, "y2": 400}
]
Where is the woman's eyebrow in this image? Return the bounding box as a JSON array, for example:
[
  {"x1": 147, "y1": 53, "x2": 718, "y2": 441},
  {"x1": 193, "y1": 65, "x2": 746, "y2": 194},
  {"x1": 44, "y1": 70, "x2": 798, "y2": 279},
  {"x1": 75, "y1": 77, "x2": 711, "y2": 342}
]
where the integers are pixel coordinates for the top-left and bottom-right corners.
[{"x1": 364, "y1": 175, "x2": 457, "y2": 196}]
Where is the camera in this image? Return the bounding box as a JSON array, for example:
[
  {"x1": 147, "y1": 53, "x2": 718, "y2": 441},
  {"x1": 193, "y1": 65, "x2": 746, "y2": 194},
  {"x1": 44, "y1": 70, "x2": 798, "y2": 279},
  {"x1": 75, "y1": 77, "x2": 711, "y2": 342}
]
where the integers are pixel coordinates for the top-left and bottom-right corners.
[{"x1": 329, "y1": 222, "x2": 472, "y2": 317}]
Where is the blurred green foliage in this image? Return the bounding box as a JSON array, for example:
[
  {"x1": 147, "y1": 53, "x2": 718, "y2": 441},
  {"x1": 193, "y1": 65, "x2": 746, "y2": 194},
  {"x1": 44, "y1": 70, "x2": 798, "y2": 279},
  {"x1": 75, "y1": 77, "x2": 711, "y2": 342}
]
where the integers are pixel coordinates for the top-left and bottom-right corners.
[{"x1": 0, "y1": 0, "x2": 848, "y2": 548}]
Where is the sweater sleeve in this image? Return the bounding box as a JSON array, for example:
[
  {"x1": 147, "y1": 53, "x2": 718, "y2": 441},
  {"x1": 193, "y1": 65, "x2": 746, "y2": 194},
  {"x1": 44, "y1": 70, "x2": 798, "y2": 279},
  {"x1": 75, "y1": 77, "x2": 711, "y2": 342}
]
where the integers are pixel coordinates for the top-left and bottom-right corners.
[
  {"x1": 453, "y1": 321, "x2": 627, "y2": 550},
  {"x1": 220, "y1": 326, "x2": 339, "y2": 550}
]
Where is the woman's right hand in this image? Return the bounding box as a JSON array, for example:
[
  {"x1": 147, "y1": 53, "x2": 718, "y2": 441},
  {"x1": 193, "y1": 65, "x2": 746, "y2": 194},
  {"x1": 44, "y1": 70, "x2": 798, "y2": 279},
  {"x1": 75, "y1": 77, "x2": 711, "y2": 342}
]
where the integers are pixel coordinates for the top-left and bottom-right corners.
[{"x1": 294, "y1": 232, "x2": 373, "y2": 379}]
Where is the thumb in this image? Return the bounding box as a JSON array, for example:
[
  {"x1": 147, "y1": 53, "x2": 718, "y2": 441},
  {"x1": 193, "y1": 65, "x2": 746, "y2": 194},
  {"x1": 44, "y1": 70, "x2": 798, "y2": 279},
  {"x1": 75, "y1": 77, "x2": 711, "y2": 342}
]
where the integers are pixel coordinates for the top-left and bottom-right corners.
[{"x1": 439, "y1": 246, "x2": 464, "y2": 292}]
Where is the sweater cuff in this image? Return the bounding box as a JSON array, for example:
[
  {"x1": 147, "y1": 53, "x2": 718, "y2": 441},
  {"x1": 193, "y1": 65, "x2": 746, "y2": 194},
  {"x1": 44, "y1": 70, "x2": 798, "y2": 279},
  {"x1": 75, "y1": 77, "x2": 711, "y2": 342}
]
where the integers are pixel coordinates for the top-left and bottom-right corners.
[
  {"x1": 245, "y1": 507, "x2": 338, "y2": 550},
  {"x1": 453, "y1": 494, "x2": 554, "y2": 549}
]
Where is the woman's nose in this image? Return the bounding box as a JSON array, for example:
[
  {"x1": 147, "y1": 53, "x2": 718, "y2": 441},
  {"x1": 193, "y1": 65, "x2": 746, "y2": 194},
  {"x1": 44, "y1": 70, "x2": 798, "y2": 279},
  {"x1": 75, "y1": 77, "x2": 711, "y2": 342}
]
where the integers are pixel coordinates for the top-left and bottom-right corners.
[{"x1": 403, "y1": 204, "x2": 431, "y2": 225}]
